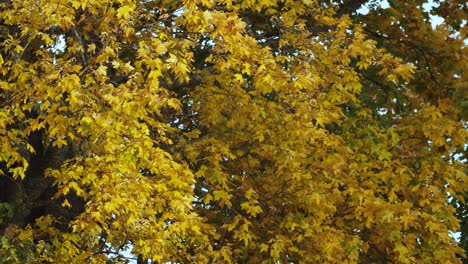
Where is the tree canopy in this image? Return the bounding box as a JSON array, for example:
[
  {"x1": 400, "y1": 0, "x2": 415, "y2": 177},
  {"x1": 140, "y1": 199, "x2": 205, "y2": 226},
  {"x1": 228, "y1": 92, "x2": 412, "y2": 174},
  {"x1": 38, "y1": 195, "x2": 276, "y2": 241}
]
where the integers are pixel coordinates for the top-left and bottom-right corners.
[{"x1": 0, "y1": 0, "x2": 467, "y2": 263}]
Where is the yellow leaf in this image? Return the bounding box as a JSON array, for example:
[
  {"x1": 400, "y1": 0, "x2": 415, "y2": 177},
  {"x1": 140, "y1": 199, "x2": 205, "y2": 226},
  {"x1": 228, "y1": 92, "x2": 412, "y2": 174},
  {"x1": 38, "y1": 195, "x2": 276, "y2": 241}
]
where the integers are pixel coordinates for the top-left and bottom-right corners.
[{"x1": 117, "y1": 5, "x2": 135, "y2": 20}]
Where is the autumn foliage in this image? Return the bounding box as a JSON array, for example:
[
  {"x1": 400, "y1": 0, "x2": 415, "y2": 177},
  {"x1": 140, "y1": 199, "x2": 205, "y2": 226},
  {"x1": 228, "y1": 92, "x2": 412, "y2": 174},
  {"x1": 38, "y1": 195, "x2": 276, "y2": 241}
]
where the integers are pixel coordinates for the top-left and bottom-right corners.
[{"x1": 0, "y1": 0, "x2": 467, "y2": 263}]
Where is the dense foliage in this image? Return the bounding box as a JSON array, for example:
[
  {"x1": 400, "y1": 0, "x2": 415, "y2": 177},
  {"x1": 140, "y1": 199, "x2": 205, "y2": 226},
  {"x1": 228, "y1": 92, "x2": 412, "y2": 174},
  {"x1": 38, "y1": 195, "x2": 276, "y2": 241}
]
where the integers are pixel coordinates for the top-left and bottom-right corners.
[{"x1": 0, "y1": 0, "x2": 466, "y2": 263}]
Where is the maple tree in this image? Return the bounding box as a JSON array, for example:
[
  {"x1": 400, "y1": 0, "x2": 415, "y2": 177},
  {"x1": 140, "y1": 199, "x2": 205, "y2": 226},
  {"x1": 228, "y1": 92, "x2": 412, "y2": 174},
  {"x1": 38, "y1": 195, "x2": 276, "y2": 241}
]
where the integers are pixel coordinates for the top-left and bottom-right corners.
[{"x1": 0, "y1": 0, "x2": 466, "y2": 263}]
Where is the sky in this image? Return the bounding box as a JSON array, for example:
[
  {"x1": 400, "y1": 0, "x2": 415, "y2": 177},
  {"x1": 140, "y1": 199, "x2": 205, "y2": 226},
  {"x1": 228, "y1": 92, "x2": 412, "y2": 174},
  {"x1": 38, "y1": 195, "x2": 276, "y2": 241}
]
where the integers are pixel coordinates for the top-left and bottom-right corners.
[{"x1": 358, "y1": 0, "x2": 445, "y2": 28}]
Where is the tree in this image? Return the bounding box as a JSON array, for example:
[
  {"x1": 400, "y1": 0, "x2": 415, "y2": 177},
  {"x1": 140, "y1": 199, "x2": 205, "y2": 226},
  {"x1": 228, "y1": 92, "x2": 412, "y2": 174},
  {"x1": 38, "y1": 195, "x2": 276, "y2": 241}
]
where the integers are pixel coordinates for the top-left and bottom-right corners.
[{"x1": 0, "y1": 0, "x2": 466, "y2": 262}]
